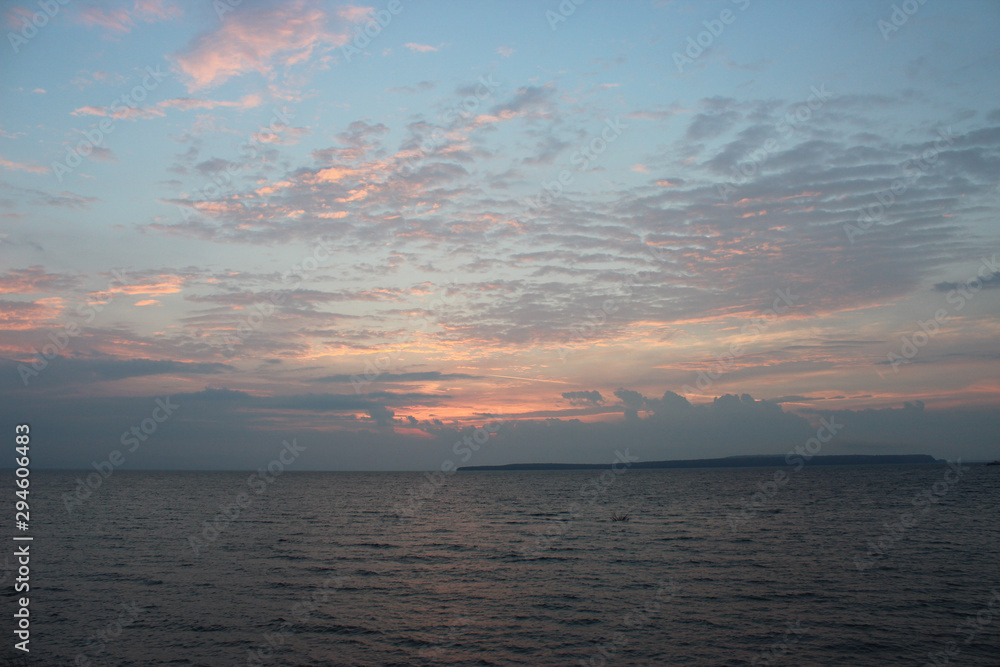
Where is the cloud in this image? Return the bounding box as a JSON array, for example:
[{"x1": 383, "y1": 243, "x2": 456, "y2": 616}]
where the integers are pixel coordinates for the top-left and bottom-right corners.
[
  {"x1": 0, "y1": 267, "x2": 79, "y2": 293},
  {"x1": 252, "y1": 125, "x2": 310, "y2": 146},
  {"x1": 171, "y1": 0, "x2": 365, "y2": 91},
  {"x1": 0, "y1": 357, "x2": 232, "y2": 391},
  {"x1": 72, "y1": 105, "x2": 165, "y2": 121},
  {"x1": 0, "y1": 156, "x2": 49, "y2": 174},
  {"x1": 101, "y1": 274, "x2": 186, "y2": 297},
  {"x1": 933, "y1": 271, "x2": 1000, "y2": 292},
  {"x1": 0, "y1": 299, "x2": 63, "y2": 331},
  {"x1": 335, "y1": 5, "x2": 374, "y2": 22},
  {"x1": 0, "y1": 183, "x2": 99, "y2": 209},
  {"x1": 684, "y1": 109, "x2": 742, "y2": 142},
  {"x1": 157, "y1": 94, "x2": 262, "y2": 112},
  {"x1": 404, "y1": 42, "x2": 441, "y2": 53},
  {"x1": 614, "y1": 387, "x2": 647, "y2": 419},
  {"x1": 311, "y1": 371, "x2": 481, "y2": 384},
  {"x1": 89, "y1": 146, "x2": 117, "y2": 162},
  {"x1": 561, "y1": 390, "x2": 604, "y2": 406},
  {"x1": 456, "y1": 392, "x2": 812, "y2": 464},
  {"x1": 366, "y1": 404, "x2": 395, "y2": 426},
  {"x1": 386, "y1": 81, "x2": 435, "y2": 95},
  {"x1": 768, "y1": 395, "x2": 824, "y2": 404},
  {"x1": 1, "y1": 385, "x2": 998, "y2": 469},
  {"x1": 76, "y1": 0, "x2": 182, "y2": 35}
]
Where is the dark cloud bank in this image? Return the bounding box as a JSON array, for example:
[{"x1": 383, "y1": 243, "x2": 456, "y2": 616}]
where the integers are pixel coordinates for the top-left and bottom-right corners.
[{"x1": 2, "y1": 368, "x2": 996, "y2": 469}]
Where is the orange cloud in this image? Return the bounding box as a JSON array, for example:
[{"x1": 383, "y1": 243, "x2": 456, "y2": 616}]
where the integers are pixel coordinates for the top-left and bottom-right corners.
[
  {"x1": 0, "y1": 299, "x2": 63, "y2": 330},
  {"x1": 0, "y1": 267, "x2": 75, "y2": 294},
  {"x1": 103, "y1": 275, "x2": 185, "y2": 297},
  {"x1": 0, "y1": 155, "x2": 49, "y2": 174},
  {"x1": 309, "y1": 166, "x2": 360, "y2": 183}
]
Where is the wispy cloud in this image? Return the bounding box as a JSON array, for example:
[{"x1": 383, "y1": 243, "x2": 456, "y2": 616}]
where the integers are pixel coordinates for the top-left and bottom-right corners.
[
  {"x1": 0, "y1": 156, "x2": 49, "y2": 174},
  {"x1": 404, "y1": 42, "x2": 441, "y2": 53},
  {"x1": 171, "y1": 0, "x2": 365, "y2": 91},
  {"x1": 76, "y1": 0, "x2": 182, "y2": 35}
]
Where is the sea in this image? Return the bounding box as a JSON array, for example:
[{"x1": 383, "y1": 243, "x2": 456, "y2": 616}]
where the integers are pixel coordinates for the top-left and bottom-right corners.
[{"x1": 5, "y1": 463, "x2": 999, "y2": 666}]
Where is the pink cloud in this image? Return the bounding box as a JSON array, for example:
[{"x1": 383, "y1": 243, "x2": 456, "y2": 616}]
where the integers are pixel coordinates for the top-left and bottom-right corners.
[
  {"x1": 0, "y1": 156, "x2": 49, "y2": 175},
  {"x1": 132, "y1": 0, "x2": 182, "y2": 20},
  {"x1": 171, "y1": 0, "x2": 364, "y2": 91},
  {"x1": 77, "y1": 7, "x2": 133, "y2": 33},
  {"x1": 404, "y1": 42, "x2": 440, "y2": 53},
  {"x1": 337, "y1": 5, "x2": 374, "y2": 22},
  {"x1": 76, "y1": 0, "x2": 181, "y2": 35},
  {"x1": 5, "y1": 7, "x2": 34, "y2": 30},
  {"x1": 72, "y1": 105, "x2": 165, "y2": 121},
  {"x1": 251, "y1": 125, "x2": 310, "y2": 145},
  {"x1": 158, "y1": 94, "x2": 262, "y2": 111}
]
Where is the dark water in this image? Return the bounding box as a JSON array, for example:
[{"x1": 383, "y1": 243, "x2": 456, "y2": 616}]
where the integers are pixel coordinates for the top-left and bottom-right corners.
[{"x1": 7, "y1": 463, "x2": 1000, "y2": 666}]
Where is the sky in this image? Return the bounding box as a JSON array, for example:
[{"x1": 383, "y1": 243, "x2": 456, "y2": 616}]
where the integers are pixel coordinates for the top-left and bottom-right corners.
[{"x1": 1, "y1": 0, "x2": 998, "y2": 470}]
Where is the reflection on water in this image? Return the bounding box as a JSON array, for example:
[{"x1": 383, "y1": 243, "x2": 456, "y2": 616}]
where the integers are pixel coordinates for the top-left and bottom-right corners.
[{"x1": 12, "y1": 465, "x2": 1000, "y2": 665}]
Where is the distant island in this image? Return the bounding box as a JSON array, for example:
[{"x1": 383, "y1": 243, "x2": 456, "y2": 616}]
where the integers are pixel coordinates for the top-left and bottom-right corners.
[{"x1": 458, "y1": 454, "x2": 939, "y2": 471}]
